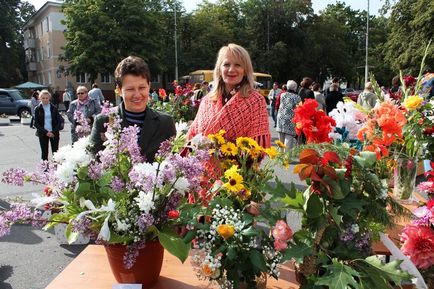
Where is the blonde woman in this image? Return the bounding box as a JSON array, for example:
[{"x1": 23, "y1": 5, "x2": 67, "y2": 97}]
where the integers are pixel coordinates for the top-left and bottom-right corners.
[
  {"x1": 34, "y1": 90, "x2": 61, "y2": 160},
  {"x1": 187, "y1": 43, "x2": 270, "y2": 147}
]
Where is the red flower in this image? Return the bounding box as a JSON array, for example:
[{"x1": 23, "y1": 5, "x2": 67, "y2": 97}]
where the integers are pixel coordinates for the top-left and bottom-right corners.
[
  {"x1": 427, "y1": 199, "x2": 434, "y2": 210},
  {"x1": 293, "y1": 99, "x2": 336, "y2": 143},
  {"x1": 403, "y1": 75, "x2": 417, "y2": 87},
  {"x1": 400, "y1": 225, "x2": 434, "y2": 269},
  {"x1": 168, "y1": 210, "x2": 180, "y2": 219},
  {"x1": 44, "y1": 186, "x2": 52, "y2": 196}
]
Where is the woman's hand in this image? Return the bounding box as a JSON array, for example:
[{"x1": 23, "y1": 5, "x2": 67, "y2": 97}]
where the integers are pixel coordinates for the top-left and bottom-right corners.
[{"x1": 47, "y1": 131, "x2": 55, "y2": 138}]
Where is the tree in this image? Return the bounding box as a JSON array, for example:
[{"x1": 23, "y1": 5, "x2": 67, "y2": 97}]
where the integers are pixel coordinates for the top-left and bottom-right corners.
[
  {"x1": 0, "y1": 0, "x2": 35, "y2": 87},
  {"x1": 384, "y1": 0, "x2": 434, "y2": 73},
  {"x1": 62, "y1": 0, "x2": 165, "y2": 83}
]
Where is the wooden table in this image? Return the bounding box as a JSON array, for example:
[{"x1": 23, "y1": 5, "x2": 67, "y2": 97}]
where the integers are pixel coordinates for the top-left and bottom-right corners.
[{"x1": 45, "y1": 245, "x2": 300, "y2": 289}]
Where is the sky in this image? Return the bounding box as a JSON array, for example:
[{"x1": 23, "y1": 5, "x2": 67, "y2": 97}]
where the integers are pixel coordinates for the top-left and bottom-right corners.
[{"x1": 27, "y1": 0, "x2": 385, "y2": 15}]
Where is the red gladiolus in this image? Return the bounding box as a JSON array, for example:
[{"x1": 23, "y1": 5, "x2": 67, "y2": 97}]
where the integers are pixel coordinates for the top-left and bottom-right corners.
[{"x1": 293, "y1": 99, "x2": 336, "y2": 143}]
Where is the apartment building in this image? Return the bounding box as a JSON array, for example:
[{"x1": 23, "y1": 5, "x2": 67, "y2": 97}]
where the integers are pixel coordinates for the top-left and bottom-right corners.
[{"x1": 23, "y1": 1, "x2": 115, "y2": 100}]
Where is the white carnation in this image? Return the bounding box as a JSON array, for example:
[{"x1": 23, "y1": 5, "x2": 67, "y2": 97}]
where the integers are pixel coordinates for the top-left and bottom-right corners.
[
  {"x1": 134, "y1": 191, "x2": 155, "y2": 213},
  {"x1": 53, "y1": 144, "x2": 73, "y2": 163},
  {"x1": 175, "y1": 122, "x2": 189, "y2": 137},
  {"x1": 55, "y1": 161, "x2": 75, "y2": 183}
]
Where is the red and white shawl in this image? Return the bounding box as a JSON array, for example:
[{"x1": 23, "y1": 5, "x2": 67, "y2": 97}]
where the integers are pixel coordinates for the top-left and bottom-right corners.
[{"x1": 187, "y1": 90, "x2": 271, "y2": 148}]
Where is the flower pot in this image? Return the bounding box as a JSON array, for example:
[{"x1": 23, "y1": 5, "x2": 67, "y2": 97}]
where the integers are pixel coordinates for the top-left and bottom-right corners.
[
  {"x1": 393, "y1": 155, "x2": 418, "y2": 202},
  {"x1": 20, "y1": 118, "x2": 31, "y2": 125},
  {"x1": 104, "y1": 240, "x2": 164, "y2": 288}
]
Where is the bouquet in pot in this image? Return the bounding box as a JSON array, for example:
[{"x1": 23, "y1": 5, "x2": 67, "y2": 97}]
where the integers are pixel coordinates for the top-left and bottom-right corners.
[
  {"x1": 1, "y1": 109, "x2": 209, "y2": 266},
  {"x1": 180, "y1": 131, "x2": 294, "y2": 289}
]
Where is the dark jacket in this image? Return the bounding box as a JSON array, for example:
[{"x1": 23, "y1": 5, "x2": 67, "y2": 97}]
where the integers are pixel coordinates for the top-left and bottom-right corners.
[
  {"x1": 89, "y1": 103, "x2": 176, "y2": 162},
  {"x1": 34, "y1": 103, "x2": 61, "y2": 137},
  {"x1": 325, "y1": 91, "x2": 344, "y2": 114}
]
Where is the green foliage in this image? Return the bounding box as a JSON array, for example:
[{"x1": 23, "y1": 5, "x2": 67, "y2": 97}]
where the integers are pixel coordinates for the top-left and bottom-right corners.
[
  {"x1": 158, "y1": 228, "x2": 190, "y2": 263},
  {"x1": 0, "y1": 0, "x2": 35, "y2": 87},
  {"x1": 315, "y1": 259, "x2": 361, "y2": 289}
]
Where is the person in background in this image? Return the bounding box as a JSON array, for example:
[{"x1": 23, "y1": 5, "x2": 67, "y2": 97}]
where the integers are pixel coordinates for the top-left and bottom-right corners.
[
  {"x1": 51, "y1": 90, "x2": 60, "y2": 109},
  {"x1": 298, "y1": 77, "x2": 315, "y2": 102},
  {"x1": 187, "y1": 43, "x2": 270, "y2": 148},
  {"x1": 30, "y1": 90, "x2": 40, "y2": 129},
  {"x1": 312, "y1": 82, "x2": 326, "y2": 111},
  {"x1": 276, "y1": 80, "x2": 301, "y2": 152},
  {"x1": 90, "y1": 56, "x2": 176, "y2": 161},
  {"x1": 62, "y1": 88, "x2": 72, "y2": 111},
  {"x1": 325, "y1": 83, "x2": 344, "y2": 114},
  {"x1": 268, "y1": 82, "x2": 281, "y2": 128},
  {"x1": 357, "y1": 82, "x2": 378, "y2": 110},
  {"x1": 88, "y1": 83, "x2": 105, "y2": 105},
  {"x1": 34, "y1": 90, "x2": 61, "y2": 160},
  {"x1": 67, "y1": 86, "x2": 101, "y2": 143},
  {"x1": 275, "y1": 84, "x2": 287, "y2": 112},
  {"x1": 192, "y1": 83, "x2": 202, "y2": 102}
]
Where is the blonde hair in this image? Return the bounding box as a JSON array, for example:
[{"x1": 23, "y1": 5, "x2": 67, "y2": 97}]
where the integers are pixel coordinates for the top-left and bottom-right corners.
[
  {"x1": 39, "y1": 89, "x2": 51, "y2": 98},
  {"x1": 76, "y1": 85, "x2": 88, "y2": 92},
  {"x1": 209, "y1": 43, "x2": 255, "y2": 100}
]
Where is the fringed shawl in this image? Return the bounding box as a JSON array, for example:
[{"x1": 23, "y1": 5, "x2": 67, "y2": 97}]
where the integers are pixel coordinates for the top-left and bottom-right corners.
[{"x1": 187, "y1": 90, "x2": 271, "y2": 148}]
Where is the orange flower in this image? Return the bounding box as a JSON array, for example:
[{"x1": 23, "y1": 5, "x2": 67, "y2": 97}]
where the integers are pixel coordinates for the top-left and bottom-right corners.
[{"x1": 217, "y1": 224, "x2": 235, "y2": 240}]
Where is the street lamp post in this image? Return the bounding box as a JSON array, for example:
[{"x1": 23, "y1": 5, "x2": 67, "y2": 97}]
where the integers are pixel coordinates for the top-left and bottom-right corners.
[
  {"x1": 364, "y1": 0, "x2": 370, "y2": 84},
  {"x1": 174, "y1": 3, "x2": 178, "y2": 81}
]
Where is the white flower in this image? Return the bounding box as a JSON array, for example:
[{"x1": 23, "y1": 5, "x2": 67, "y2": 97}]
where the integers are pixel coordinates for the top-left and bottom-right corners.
[
  {"x1": 99, "y1": 215, "x2": 111, "y2": 241},
  {"x1": 173, "y1": 177, "x2": 190, "y2": 193},
  {"x1": 53, "y1": 144, "x2": 73, "y2": 163},
  {"x1": 55, "y1": 161, "x2": 75, "y2": 183},
  {"x1": 134, "y1": 191, "x2": 155, "y2": 213},
  {"x1": 30, "y1": 194, "x2": 59, "y2": 209},
  {"x1": 132, "y1": 162, "x2": 159, "y2": 176},
  {"x1": 351, "y1": 224, "x2": 359, "y2": 233},
  {"x1": 175, "y1": 122, "x2": 189, "y2": 137},
  {"x1": 116, "y1": 219, "x2": 130, "y2": 231}
]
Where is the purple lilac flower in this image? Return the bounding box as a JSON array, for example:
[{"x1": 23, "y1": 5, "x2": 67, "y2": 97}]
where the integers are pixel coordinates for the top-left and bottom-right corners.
[
  {"x1": 100, "y1": 101, "x2": 116, "y2": 116},
  {"x1": 119, "y1": 126, "x2": 143, "y2": 164},
  {"x1": 98, "y1": 149, "x2": 117, "y2": 169},
  {"x1": 159, "y1": 193, "x2": 182, "y2": 222},
  {"x1": 156, "y1": 139, "x2": 174, "y2": 158},
  {"x1": 110, "y1": 176, "x2": 125, "y2": 193},
  {"x1": 5, "y1": 203, "x2": 33, "y2": 223},
  {"x1": 88, "y1": 161, "x2": 103, "y2": 180},
  {"x1": 128, "y1": 170, "x2": 154, "y2": 192},
  {"x1": 137, "y1": 213, "x2": 154, "y2": 232},
  {"x1": 355, "y1": 232, "x2": 370, "y2": 252},
  {"x1": 74, "y1": 110, "x2": 91, "y2": 138},
  {"x1": 71, "y1": 215, "x2": 96, "y2": 238},
  {"x1": 2, "y1": 168, "x2": 27, "y2": 186},
  {"x1": 0, "y1": 214, "x2": 11, "y2": 237},
  {"x1": 123, "y1": 241, "x2": 146, "y2": 269},
  {"x1": 31, "y1": 210, "x2": 48, "y2": 228}
]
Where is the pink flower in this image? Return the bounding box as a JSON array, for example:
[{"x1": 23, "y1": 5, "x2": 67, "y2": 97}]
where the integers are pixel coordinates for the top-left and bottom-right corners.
[
  {"x1": 246, "y1": 202, "x2": 261, "y2": 216},
  {"x1": 400, "y1": 225, "x2": 434, "y2": 270},
  {"x1": 274, "y1": 239, "x2": 288, "y2": 251},
  {"x1": 272, "y1": 220, "x2": 293, "y2": 251}
]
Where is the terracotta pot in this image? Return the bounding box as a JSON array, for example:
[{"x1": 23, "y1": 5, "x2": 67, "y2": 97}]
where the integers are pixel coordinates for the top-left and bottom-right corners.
[{"x1": 105, "y1": 240, "x2": 164, "y2": 288}]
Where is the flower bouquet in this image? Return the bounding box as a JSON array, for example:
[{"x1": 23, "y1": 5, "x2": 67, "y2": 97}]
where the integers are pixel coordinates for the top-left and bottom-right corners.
[
  {"x1": 272, "y1": 145, "x2": 412, "y2": 288},
  {"x1": 1, "y1": 109, "x2": 209, "y2": 285},
  {"x1": 400, "y1": 197, "x2": 434, "y2": 287},
  {"x1": 179, "y1": 131, "x2": 294, "y2": 289},
  {"x1": 152, "y1": 83, "x2": 200, "y2": 123}
]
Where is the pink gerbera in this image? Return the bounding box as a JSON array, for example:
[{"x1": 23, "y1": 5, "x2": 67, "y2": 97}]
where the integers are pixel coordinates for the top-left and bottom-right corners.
[{"x1": 400, "y1": 225, "x2": 434, "y2": 270}]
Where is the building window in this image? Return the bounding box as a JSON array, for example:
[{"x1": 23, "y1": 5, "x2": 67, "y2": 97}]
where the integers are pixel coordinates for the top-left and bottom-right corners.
[
  {"x1": 44, "y1": 17, "x2": 49, "y2": 32},
  {"x1": 76, "y1": 73, "x2": 86, "y2": 83},
  {"x1": 47, "y1": 71, "x2": 52, "y2": 85},
  {"x1": 47, "y1": 42, "x2": 51, "y2": 58},
  {"x1": 40, "y1": 47, "x2": 44, "y2": 60},
  {"x1": 100, "y1": 73, "x2": 111, "y2": 83}
]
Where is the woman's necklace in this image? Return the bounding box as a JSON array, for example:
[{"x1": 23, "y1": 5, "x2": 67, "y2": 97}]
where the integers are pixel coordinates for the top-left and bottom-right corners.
[{"x1": 222, "y1": 86, "x2": 239, "y2": 105}]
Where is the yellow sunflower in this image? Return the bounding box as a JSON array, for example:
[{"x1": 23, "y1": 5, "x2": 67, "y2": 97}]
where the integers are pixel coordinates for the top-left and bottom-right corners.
[
  {"x1": 221, "y1": 142, "x2": 238, "y2": 157},
  {"x1": 264, "y1": 146, "x2": 278, "y2": 159},
  {"x1": 208, "y1": 133, "x2": 226, "y2": 145},
  {"x1": 223, "y1": 165, "x2": 244, "y2": 192},
  {"x1": 236, "y1": 137, "x2": 257, "y2": 151},
  {"x1": 275, "y1": 140, "x2": 286, "y2": 149}
]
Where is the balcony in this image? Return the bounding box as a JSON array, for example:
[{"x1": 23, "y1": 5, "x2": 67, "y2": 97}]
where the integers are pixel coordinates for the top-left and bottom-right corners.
[
  {"x1": 23, "y1": 38, "x2": 35, "y2": 49},
  {"x1": 27, "y1": 62, "x2": 37, "y2": 71}
]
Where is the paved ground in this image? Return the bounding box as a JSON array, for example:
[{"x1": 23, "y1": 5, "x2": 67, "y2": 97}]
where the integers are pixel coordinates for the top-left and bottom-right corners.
[{"x1": 0, "y1": 115, "x2": 304, "y2": 289}]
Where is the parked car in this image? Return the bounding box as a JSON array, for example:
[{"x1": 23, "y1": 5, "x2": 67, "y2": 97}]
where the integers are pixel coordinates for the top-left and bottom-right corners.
[
  {"x1": 0, "y1": 89, "x2": 31, "y2": 118},
  {"x1": 343, "y1": 89, "x2": 362, "y2": 102}
]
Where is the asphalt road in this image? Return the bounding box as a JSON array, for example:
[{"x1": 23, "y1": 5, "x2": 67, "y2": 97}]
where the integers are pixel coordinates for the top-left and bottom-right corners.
[{"x1": 0, "y1": 115, "x2": 304, "y2": 289}]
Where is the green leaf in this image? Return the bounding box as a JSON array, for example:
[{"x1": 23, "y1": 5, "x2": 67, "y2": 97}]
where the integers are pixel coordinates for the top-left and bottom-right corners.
[
  {"x1": 97, "y1": 171, "x2": 113, "y2": 188},
  {"x1": 76, "y1": 166, "x2": 89, "y2": 180},
  {"x1": 329, "y1": 206, "x2": 343, "y2": 227},
  {"x1": 227, "y1": 247, "x2": 237, "y2": 260},
  {"x1": 65, "y1": 223, "x2": 79, "y2": 244},
  {"x1": 182, "y1": 230, "x2": 196, "y2": 244},
  {"x1": 282, "y1": 243, "x2": 312, "y2": 263},
  {"x1": 75, "y1": 182, "x2": 91, "y2": 196},
  {"x1": 315, "y1": 259, "x2": 361, "y2": 289},
  {"x1": 241, "y1": 226, "x2": 258, "y2": 236},
  {"x1": 305, "y1": 193, "x2": 323, "y2": 219},
  {"x1": 323, "y1": 176, "x2": 345, "y2": 200},
  {"x1": 281, "y1": 189, "x2": 304, "y2": 209},
  {"x1": 158, "y1": 229, "x2": 190, "y2": 263},
  {"x1": 357, "y1": 256, "x2": 413, "y2": 286},
  {"x1": 248, "y1": 249, "x2": 267, "y2": 272}
]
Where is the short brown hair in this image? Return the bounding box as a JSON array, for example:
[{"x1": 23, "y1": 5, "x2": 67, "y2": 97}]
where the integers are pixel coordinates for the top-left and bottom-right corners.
[{"x1": 114, "y1": 56, "x2": 151, "y2": 87}]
